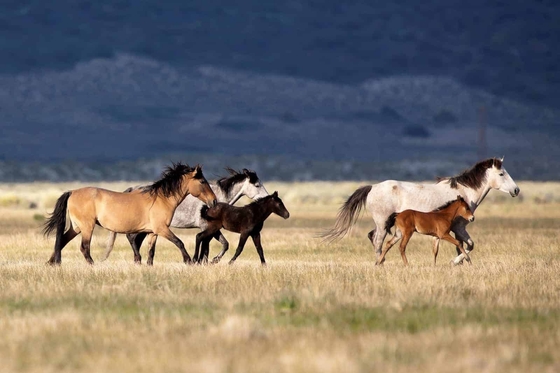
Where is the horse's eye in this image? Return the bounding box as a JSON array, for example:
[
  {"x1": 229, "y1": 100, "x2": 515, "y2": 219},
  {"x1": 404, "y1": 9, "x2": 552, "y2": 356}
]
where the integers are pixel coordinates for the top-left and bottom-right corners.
[{"x1": 499, "y1": 173, "x2": 504, "y2": 176}]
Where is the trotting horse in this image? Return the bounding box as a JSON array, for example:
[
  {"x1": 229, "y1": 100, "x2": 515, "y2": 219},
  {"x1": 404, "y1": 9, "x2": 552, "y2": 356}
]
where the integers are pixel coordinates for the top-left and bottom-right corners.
[
  {"x1": 321, "y1": 158, "x2": 519, "y2": 264},
  {"x1": 377, "y1": 196, "x2": 475, "y2": 266},
  {"x1": 194, "y1": 191, "x2": 290, "y2": 265},
  {"x1": 102, "y1": 168, "x2": 269, "y2": 263},
  {"x1": 43, "y1": 163, "x2": 217, "y2": 265}
]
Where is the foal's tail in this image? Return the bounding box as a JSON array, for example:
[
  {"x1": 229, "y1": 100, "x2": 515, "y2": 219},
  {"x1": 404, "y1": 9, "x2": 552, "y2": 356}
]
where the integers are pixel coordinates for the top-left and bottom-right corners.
[
  {"x1": 43, "y1": 191, "x2": 72, "y2": 242},
  {"x1": 318, "y1": 185, "x2": 372, "y2": 242},
  {"x1": 102, "y1": 186, "x2": 135, "y2": 261}
]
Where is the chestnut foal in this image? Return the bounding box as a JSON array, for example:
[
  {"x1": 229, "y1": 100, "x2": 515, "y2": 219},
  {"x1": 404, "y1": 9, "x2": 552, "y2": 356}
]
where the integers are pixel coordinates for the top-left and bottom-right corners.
[{"x1": 377, "y1": 196, "x2": 475, "y2": 266}]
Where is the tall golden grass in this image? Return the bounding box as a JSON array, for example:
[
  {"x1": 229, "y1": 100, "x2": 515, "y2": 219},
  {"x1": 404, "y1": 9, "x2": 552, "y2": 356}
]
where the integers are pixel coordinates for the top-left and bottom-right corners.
[{"x1": 0, "y1": 181, "x2": 558, "y2": 373}]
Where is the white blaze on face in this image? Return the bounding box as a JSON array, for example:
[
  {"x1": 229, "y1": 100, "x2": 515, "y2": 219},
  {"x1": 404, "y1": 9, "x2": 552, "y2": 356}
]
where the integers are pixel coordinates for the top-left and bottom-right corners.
[
  {"x1": 489, "y1": 165, "x2": 520, "y2": 196},
  {"x1": 243, "y1": 178, "x2": 269, "y2": 200}
]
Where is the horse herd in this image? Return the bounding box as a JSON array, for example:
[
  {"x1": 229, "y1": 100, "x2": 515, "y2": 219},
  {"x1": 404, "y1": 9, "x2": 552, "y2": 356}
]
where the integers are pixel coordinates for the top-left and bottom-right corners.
[{"x1": 43, "y1": 157, "x2": 520, "y2": 266}]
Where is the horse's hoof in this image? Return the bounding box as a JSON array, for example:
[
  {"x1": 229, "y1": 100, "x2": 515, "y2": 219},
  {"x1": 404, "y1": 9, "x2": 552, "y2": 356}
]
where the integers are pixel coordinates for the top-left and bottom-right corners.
[{"x1": 211, "y1": 257, "x2": 220, "y2": 264}]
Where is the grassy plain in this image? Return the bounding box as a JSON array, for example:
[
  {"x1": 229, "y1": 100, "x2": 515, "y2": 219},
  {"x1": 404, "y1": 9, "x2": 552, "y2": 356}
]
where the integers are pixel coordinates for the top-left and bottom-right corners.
[{"x1": 0, "y1": 181, "x2": 559, "y2": 373}]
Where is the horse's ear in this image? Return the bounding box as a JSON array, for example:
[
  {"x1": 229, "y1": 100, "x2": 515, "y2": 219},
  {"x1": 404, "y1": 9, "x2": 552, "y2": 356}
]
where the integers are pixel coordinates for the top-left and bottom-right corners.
[
  {"x1": 194, "y1": 164, "x2": 203, "y2": 178},
  {"x1": 456, "y1": 195, "x2": 462, "y2": 201},
  {"x1": 501, "y1": 155, "x2": 504, "y2": 162},
  {"x1": 272, "y1": 191, "x2": 278, "y2": 198},
  {"x1": 243, "y1": 168, "x2": 249, "y2": 175}
]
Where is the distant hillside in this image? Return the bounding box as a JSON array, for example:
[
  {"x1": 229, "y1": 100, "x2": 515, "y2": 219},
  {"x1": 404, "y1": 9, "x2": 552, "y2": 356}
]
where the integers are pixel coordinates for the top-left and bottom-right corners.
[
  {"x1": 1, "y1": 0, "x2": 558, "y2": 107},
  {"x1": 0, "y1": 1, "x2": 558, "y2": 181}
]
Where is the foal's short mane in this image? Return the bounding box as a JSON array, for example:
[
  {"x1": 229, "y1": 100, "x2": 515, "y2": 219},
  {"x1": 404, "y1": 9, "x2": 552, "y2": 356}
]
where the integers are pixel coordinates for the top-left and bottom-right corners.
[
  {"x1": 217, "y1": 167, "x2": 259, "y2": 196},
  {"x1": 142, "y1": 162, "x2": 198, "y2": 198},
  {"x1": 436, "y1": 158, "x2": 503, "y2": 189},
  {"x1": 384, "y1": 197, "x2": 466, "y2": 233},
  {"x1": 433, "y1": 197, "x2": 465, "y2": 211}
]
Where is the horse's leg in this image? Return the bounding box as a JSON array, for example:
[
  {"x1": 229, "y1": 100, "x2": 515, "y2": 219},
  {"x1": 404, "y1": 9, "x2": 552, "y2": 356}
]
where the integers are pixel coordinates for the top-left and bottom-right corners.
[
  {"x1": 201, "y1": 237, "x2": 212, "y2": 264},
  {"x1": 212, "y1": 231, "x2": 229, "y2": 264},
  {"x1": 145, "y1": 234, "x2": 158, "y2": 266},
  {"x1": 441, "y1": 233, "x2": 471, "y2": 265},
  {"x1": 432, "y1": 238, "x2": 440, "y2": 266},
  {"x1": 398, "y1": 231, "x2": 412, "y2": 266},
  {"x1": 376, "y1": 230, "x2": 401, "y2": 265},
  {"x1": 156, "y1": 227, "x2": 192, "y2": 264},
  {"x1": 48, "y1": 226, "x2": 79, "y2": 265},
  {"x1": 79, "y1": 226, "x2": 95, "y2": 265},
  {"x1": 126, "y1": 232, "x2": 147, "y2": 264},
  {"x1": 194, "y1": 230, "x2": 215, "y2": 264},
  {"x1": 251, "y1": 232, "x2": 267, "y2": 266},
  {"x1": 451, "y1": 222, "x2": 474, "y2": 265},
  {"x1": 372, "y1": 224, "x2": 388, "y2": 259},
  {"x1": 228, "y1": 233, "x2": 250, "y2": 265}
]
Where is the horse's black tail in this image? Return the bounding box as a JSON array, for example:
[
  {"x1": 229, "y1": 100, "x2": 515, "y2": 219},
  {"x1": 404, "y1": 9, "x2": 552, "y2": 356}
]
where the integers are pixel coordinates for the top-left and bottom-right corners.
[
  {"x1": 43, "y1": 191, "x2": 71, "y2": 240},
  {"x1": 384, "y1": 212, "x2": 398, "y2": 234},
  {"x1": 318, "y1": 185, "x2": 372, "y2": 242}
]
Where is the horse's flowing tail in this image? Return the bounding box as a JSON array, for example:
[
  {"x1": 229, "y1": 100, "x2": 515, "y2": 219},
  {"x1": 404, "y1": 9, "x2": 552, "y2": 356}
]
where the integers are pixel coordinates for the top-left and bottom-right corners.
[
  {"x1": 43, "y1": 191, "x2": 72, "y2": 242},
  {"x1": 102, "y1": 186, "x2": 135, "y2": 261},
  {"x1": 319, "y1": 185, "x2": 372, "y2": 242}
]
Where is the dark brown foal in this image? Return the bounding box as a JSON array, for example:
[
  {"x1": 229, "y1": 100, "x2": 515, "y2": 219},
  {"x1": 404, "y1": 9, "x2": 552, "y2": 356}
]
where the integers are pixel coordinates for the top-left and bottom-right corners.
[{"x1": 194, "y1": 191, "x2": 290, "y2": 265}]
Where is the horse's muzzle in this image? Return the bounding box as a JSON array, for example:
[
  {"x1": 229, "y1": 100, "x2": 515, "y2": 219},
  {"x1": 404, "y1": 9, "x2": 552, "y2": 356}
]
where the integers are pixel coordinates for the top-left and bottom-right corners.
[
  {"x1": 469, "y1": 216, "x2": 475, "y2": 222},
  {"x1": 511, "y1": 187, "x2": 520, "y2": 197},
  {"x1": 208, "y1": 199, "x2": 217, "y2": 208},
  {"x1": 283, "y1": 211, "x2": 290, "y2": 219}
]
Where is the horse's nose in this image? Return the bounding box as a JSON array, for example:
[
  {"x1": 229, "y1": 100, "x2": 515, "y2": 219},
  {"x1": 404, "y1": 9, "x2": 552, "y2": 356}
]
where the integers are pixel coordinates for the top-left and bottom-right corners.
[
  {"x1": 210, "y1": 199, "x2": 217, "y2": 207},
  {"x1": 514, "y1": 187, "x2": 520, "y2": 196},
  {"x1": 470, "y1": 216, "x2": 475, "y2": 222}
]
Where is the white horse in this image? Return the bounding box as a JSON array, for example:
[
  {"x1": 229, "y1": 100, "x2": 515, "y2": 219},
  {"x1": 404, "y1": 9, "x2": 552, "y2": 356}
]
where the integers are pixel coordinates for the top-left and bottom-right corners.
[
  {"x1": 321, "y1": 158, "x2": 520, "y2": 265},
  {"x1": 102, "y1": 168, "x2": 269, "y2": 263}
]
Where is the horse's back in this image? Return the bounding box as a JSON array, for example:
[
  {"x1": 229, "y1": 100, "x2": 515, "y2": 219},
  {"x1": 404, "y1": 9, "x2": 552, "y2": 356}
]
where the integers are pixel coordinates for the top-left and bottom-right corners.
[
  {"x1": 67, "y1": 187, "x2": 153, "y2": 232},
  {"x1": 368, "y1": 180, "x2": 457, "y2": 216}
]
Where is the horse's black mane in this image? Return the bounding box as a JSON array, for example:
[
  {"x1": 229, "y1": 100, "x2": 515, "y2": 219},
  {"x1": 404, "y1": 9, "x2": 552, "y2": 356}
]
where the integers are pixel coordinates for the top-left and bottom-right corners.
[
  {"x1": 142, "y1": 162, "x2": 199, "y2": 197},
  {"x1": 436, "y1": 158, "x2": 503, "y2": 189},
  {"x1": 217, "y1": 167, "x2": 259, "y2": 196}
]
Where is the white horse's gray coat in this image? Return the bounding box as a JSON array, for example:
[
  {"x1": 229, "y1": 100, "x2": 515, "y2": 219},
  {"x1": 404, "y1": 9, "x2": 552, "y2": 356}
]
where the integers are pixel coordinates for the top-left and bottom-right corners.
[
  {"x1": 102, "y1": 168, "x2": 269, "y2": 261},
  {"x1": 322, "y1": 158, "x2": 520, "y2": 265}
]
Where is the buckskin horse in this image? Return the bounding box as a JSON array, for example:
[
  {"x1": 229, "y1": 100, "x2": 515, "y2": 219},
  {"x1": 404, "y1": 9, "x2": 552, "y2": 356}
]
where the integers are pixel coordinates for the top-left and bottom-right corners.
[
  {"x1": 43, "y1": 163, "x2": 217, "y2": 265},
  {"x1": 102, "y1": 168, "x2": 269, "y2": 263}
]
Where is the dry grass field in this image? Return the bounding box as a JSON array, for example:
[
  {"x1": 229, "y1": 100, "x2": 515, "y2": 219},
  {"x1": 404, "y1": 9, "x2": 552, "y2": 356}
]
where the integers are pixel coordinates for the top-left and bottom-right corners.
[{"x1": 0, "y1": 181, "x2": 559, "y2": 373}]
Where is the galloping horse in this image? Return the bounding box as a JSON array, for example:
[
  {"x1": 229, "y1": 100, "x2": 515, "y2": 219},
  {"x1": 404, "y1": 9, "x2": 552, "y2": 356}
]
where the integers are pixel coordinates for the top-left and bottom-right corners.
[
  {"x1": 102, "y1": 168, "x2": 269, "y2": 263},
  {"x1": 195, "y1": 192, "x2": 290, "y2": 265},
  {"x1": 377, "y1": 196, "x2": 475, "y2": 266},
  {"x1": 43, "y1": 163, "x2": 217, "y2": 265},
  {"x1": 321, "y1": 158, "x2": 519, "y2": 264}
]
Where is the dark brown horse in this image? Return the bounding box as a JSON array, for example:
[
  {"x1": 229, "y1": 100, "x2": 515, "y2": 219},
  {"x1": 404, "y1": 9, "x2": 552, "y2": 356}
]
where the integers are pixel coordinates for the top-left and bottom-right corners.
[
  {"x1": 43, "y1": 163, "x2": 217, "y2": 265},
  {"x1": 377, "y1": 196, "x2": 474, "y2": 266},
  {"x1": 193, "y1": 191, "x2": 290, "y2": 266}
]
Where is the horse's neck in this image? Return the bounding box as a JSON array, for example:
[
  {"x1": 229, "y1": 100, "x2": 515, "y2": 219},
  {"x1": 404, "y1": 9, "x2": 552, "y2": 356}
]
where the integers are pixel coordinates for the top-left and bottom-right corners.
[
  {"x1": 212, "y1": 180, "x2": 244, "y2": 204},
  {"x1": 249, "y1": 201, "x2": 273, "y2": 222},
  {"x1": 454, "y1": 182, "x2": 492, "y2": 213},
  {"x1": 171, "y1": 179, "x2": 194, "y2": 207},
  {"x1": 435, "y1": 205, "x2": 459, "y2": 221}
]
